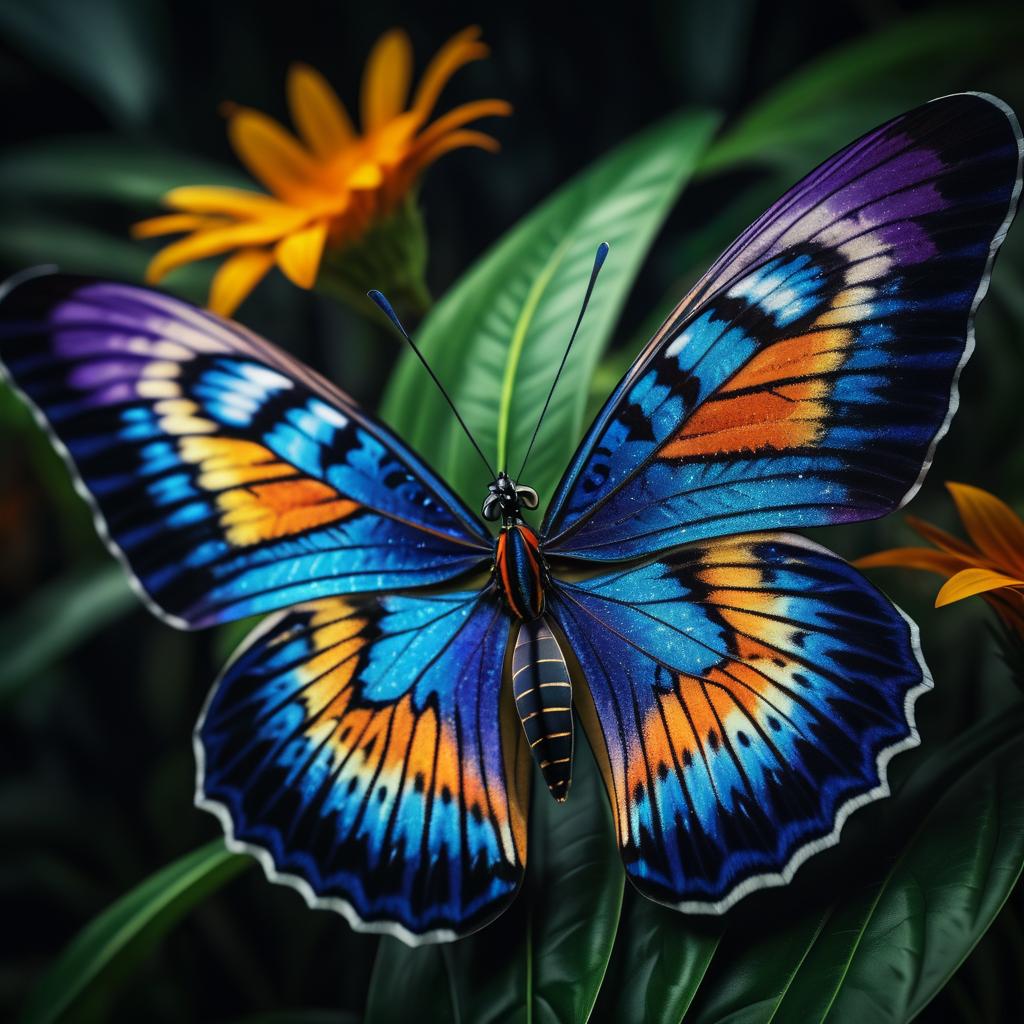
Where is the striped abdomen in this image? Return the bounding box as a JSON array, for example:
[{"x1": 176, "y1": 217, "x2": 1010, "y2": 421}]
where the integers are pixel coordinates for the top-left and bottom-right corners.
[
  {"x1": 512, "y1": 617, "x2": 573, "y2": 802},
  {"x1": 494, "y1": 521, "x2": 547, "y2": 620}
]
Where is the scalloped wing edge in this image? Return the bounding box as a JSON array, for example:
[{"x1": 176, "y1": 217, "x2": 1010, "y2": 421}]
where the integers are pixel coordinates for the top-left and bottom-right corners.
[
  {"x1": 0, "y1": 267, "x2": 192, "y2": 631},
  {"x1": 898, "y1": 92, "x2": 1024, "y2": 511}
]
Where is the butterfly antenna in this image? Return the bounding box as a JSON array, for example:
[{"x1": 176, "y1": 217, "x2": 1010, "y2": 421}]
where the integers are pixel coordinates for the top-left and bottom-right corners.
[
  {"x1": 368, "y1": 290, "x2": 497, "y2": 480},
  {"x1": 516, "y1": 242, "x2": 609, "y2": 481}
]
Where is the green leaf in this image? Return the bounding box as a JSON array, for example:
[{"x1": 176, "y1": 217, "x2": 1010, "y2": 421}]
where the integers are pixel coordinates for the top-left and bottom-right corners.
[
  {"x1": 19, "y1": 840, "x2": 249, "y2": 1024},
  {"x1": 226, "y1": 1014, "x2": 361, "y2": 1024},
  {"x1": 701, "y1": 7, "x2": 1024, "y2": 175},
  {"x1": 366, "y1": 743, "x2": 623, "y2": 1024},
  {"x1": 365, "y1": 945, "x2": 451, "y2": 1024},
  {"x1": 0, "y1": 219, "x2": 213, "y2": 304},
  {"x1": 0, "y1": 563, "x2": 136, "y2": 701},
  {"x1": 595, "y1": 892, "x2": 723, "y2": 1024},
  {"x1": 380, "y1": 110, "x2": 720, "y2": 509},
  {"x1": 0, "y1": 0, "x2": 168, "y2": 128},
  {"x1": 0, "y1": 138, "x2": 246, "y2": 206},
  {"x1": 512, "y1": 744, "x2": 624, "y2": 1024},
  {"x1": 689, "y1": 725, "x2": 1024, "y2": 1023}
]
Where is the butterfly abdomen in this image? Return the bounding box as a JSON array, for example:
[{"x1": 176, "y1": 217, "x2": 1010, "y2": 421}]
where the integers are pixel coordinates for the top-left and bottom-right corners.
[
  {"x1": 494, "y1": 521, "x2": 547, "y2": 620},
  {"x1": 512, "y1": 617, "x2": 573, "y2": 802}
]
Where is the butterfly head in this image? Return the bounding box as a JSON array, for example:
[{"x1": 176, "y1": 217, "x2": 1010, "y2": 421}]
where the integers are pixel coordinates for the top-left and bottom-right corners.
[{"x1": 482, "y1": 472, "x2": 539, "y2": 524}]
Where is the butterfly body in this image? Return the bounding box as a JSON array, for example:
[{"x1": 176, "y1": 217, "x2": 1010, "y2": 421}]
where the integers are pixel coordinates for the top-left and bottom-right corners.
[
  {"x1": 494, "y1": 519, "x2": 547, "y2": 620},
  {"x1": 511, "y1": 617, "x2": 574, "y2": 801},
  {"x1": 2, "y1": 92, "x2": 1021, "y2": 945}
]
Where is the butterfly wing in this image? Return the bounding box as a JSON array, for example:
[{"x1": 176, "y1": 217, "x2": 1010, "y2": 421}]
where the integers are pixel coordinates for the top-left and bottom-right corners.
[
  {"x1": 544, "y1": 93, "x2": 1023, "y2": 560},
  {"x1": 0, "y1": 275, "x2": 491, "y2": 627},
  {"x1": 548, "y1": 534, "x2": 928, "y2": 910},
  {"x1": 196, "y1": 588, "x2": 530, "y2": 943}
]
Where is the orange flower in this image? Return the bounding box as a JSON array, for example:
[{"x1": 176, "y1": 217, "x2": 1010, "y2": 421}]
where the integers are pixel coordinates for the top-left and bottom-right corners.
[
  {"x1": 855, "y1": 482, "x2": 1024, "y2": 635},
  {"x1": 133, "y1": 26, "x2": 510, "y2": 316}
]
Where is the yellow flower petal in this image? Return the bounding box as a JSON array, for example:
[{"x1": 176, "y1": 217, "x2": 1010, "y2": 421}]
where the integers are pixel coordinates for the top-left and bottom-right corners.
[
  {"x1": 228, "y1": 108, "x2": 327, "y2": 202},
  {"x1": 935, "y1": 567, "x2": 1024, "y2": 608},
  {"x1": 905, "y1": 514, "x2": 980, "y2": 559},
  {"x1": 274, "y1": 221, "x2": 328, "y2": 289},
  {"x1": 368, "y1": 111, "x2": 423, "y2": 166},
  {"x1": 208, "y1": 248, "x2": 276, "y2": 317},
  {"x1": 164, "y1": 185, "x2": 298, "y2": 220},
  {"x1": 348, "y1": 162, "x2": 384, "y2": 189},
  {"x1": 131, "y1": 213, "x2": 222, "y2": 239},
  {"x1": 361, "y1": 28, "x2": 413, "y2": 133},
  {"x1": 287, "y1": 63, "x2": 356, "y2": 159},
  {"x1": 411, "y1": 26, "x2": 488, "y2": 123},
  {"x1": 145, "y1": 221, "x2": 297, "y2": 283},
  {"x1": 853, "y1": 547, "x2": 972, "y2": 577},
  {"x1": 411, "y1": 98, "x2": 512, "y2": 154},
  {"x1": 406, "y1": 129, "x2": 500, "y2": 178},
  {"x1": 946, "y1": 482, "x2": 1024, "y2": 574}
]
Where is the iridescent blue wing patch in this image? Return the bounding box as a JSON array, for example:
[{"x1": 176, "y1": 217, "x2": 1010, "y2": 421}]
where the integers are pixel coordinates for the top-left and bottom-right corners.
[
  {"x1": 196, "y1": 589, "x2": 530, "y2": 942},
  {"x1": 0, "y1": 276, "x2": 491, "y2": 627},
  {"x1": 543, "y1": 93, "x2": 1022, "y2": 561},
  {"x1": 548, "y1": 534, "x2": 929, "y2": 910}
]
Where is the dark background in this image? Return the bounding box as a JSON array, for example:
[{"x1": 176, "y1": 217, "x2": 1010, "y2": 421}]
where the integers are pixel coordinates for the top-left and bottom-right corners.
[{"x1": 1, "y1": 1, "x2": 1023, "y2": 1020}]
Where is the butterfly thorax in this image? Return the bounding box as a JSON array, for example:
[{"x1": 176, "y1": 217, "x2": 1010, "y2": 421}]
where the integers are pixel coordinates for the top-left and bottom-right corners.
[
  {"x1": 493, "y1": 519, "x2": 547, "y2": 620},
  {"x1": 482, "y1": 472, "x2": 545, "y2": 620}
]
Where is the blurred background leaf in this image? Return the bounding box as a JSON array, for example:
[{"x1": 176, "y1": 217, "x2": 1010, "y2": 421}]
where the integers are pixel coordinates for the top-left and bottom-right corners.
[
  {"x1": 700, "y1": 7, "x2": 1024, "y2": 175},
  {"x1": 0, "y1": 139, "x2": 244, "y2": 205},
  {"x1": 20, "y1": 841, "x2": 248, "y2": 1024},
  {"x1": 0, "y1": 0, "x2": 169, "y2": 128},
  {"x1": 0, "y1": 563, "x2": 135, "y2": 701}
]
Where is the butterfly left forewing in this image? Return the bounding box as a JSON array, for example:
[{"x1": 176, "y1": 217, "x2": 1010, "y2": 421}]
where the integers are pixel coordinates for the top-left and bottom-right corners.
[
  {"x1": 196, "y1": 588, "x2": 530, "y2": 942},
  {"x1": 0, "y1": 276, "x2": 491, "y2": 628},
  {"x1": 548, "y1": 534, "x2": 928, "y2": 910}
]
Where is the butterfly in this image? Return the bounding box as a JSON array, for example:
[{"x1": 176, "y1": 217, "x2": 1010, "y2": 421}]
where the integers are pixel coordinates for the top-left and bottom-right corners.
[{"x1": 1, "y1": 93, "x2": 1021, "y2": 947}]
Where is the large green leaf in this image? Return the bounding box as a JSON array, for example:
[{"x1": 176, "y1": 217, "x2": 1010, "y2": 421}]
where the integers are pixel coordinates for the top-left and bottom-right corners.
[
  {"x1": 380, "y1": 110, "x2": 720, "y2": 509},
  {"x1": 0, "y1": 138, "x2": 245, "y2": 206},
  {"x1": 0, "y1": 0, "x2": 168, "y2": 128},
  {"x1": 701, "y1": 7, "x2": 1024, "y2": 175},
  {"x1": 688, "y1": 722, "x2": 1024, "y2": 1023},
  {"x1": 0, "y1": 220, "x2": 212, "y2": 304},
  {"x1": 19, "y1": 840, "x2": 249, "y2": 1024},
  {"x1": 0, "y1": 563, "x2": 136, "y2": 701},
  {"x1": 366, "y1": 743, "x2": 623, "y2": 1024},
  {"x1": 595, "y1": 892, "x2": 723, "y2": 1024},
  {"x1": 365, "y1": 945, "x2": 450, "y2": 1024}
]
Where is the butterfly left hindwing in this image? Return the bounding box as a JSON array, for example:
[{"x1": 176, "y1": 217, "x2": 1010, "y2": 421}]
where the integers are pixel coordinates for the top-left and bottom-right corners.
[{"x1": 197, "y1": 589, "x2": 530, "y2": 942}]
